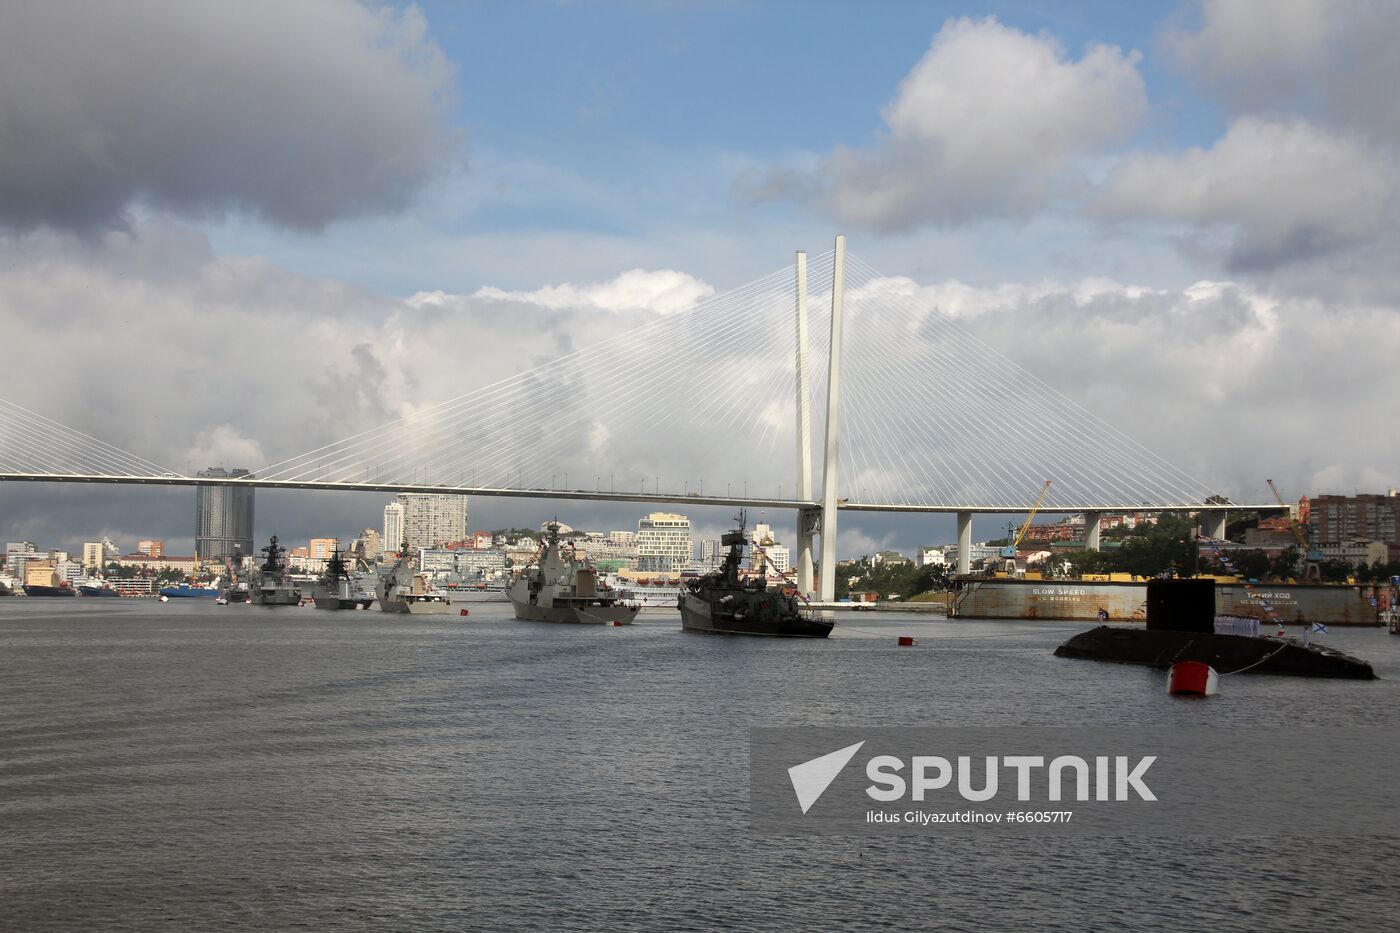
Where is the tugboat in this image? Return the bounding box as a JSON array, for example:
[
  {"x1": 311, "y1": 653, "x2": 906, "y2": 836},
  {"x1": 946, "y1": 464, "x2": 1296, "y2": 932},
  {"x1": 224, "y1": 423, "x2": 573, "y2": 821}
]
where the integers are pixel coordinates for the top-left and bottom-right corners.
[
  {"x1": 377, "y1": 544, "x2": 454, "y2": 614},
  {"x1": 250, "y1": 535, "x2": 301, "y2": 607},
  {"x1": 508, "y1": 523, "x2": 638, "y2": 625},
  {"x1": 313, "y1": 547, "x2": 374, "y2": 610},
  {"x1": 1055, "y1": 578, "x2": 1375, "y2": 679},
  {"x1": 679, "y1": 512, "x2": 832, "y2": 637}
]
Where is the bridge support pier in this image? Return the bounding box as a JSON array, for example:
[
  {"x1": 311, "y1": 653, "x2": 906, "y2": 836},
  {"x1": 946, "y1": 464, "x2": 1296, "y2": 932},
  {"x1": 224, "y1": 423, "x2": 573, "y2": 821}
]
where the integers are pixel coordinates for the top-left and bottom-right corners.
[
  {"x1": 818, "y1": 235, "x2": 846, "y2": 602},
  {"x1": 956, "y1": 511, "x2": 972, "y2": 575},
  {"x1": 1083, "y1": 511, "x2": 1101, "y2": 551},
  {"x1": 796, "y1": 507, "x2": 819, "y2": 598},
  {"x1": 1203, "y1": 511, "x2": 1227, "y2": 541}
]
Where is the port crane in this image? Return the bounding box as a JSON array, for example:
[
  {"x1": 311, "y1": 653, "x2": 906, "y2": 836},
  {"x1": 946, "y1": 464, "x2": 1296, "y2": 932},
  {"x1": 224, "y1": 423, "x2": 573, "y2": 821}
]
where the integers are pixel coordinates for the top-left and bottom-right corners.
[
  {"x1": 1266, "y1": 478, "x2": 1323, "y2": 582},
  {"x1": 999, "y1": 480, "x2": 1053, "y2": 574}
]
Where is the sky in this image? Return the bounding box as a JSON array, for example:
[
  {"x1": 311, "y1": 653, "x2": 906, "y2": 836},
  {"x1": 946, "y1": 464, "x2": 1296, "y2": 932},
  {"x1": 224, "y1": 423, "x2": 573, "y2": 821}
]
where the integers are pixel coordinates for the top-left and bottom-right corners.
[{"x1": 2, "y1": 0, "x2": 1399, "y2": 559}]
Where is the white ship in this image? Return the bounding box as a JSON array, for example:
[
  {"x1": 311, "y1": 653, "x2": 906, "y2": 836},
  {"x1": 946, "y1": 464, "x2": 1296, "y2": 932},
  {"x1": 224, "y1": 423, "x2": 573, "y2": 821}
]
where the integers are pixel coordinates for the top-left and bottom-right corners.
[{"x1": 377, "y1": 549, "x2": 454, "y2": 615}]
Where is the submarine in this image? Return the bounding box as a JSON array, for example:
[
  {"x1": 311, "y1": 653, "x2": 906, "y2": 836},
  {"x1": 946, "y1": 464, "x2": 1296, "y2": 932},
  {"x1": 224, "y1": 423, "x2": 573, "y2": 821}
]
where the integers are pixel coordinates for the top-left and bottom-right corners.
[{"x1": 1054, "y1": 578, "x2": 1376, "y2": 680}]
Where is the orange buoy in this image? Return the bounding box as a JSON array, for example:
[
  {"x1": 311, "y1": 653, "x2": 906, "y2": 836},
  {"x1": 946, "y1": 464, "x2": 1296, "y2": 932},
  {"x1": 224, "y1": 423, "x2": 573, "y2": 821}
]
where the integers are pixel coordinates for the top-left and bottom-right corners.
[
  {"x1": 898, "y1": 636, "x2": 916, "y2": 647},
  {"x1": 1168, "y1": 660, "x2": 1219, "y2": 696},
  {"x1": 459, "y1": 608, "x2": 469, "y2": 617}
]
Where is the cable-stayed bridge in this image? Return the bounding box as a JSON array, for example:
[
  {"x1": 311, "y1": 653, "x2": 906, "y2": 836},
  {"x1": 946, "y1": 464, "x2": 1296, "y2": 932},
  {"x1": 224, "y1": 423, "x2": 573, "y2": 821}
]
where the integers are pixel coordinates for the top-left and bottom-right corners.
[{"x1": 0, "y1": 237, "x2": 1267, "y2": 598}]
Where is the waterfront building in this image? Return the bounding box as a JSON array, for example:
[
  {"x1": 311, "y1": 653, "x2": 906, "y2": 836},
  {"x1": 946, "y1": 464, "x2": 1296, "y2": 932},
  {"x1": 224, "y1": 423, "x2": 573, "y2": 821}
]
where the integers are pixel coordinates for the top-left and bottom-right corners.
[
  {"x1": 418, "y1": 548, "x2": 458, "y2": 577},
  {"x1": 699, "y1": 539, "x2": 724, "y2": 570},
  {"x1": 1309, "y1": 492, "x2": 1400, "y2": 550},
  {"x1": 636, "y1": 512, "x2": 692, "y2": 573},
  {"x1": 383, "y1": 502, "x2": 404, "y2": 552},
  {"x1": 195, "y1": 467, "x2": 255, "y2": 561},
  {"x1": 309, "y1": 538, "x2": 338, "y2": 560},
  {"x1": 458, "y1": 549, "x2": 508, "y2": 575},
  {"x1": 6, "y1": 542, "x2": 38, "y2": 582},
  {"x1": 353, "y1": 529, "x2": 381, "y2": 562},
  {"x1": 117, "y1": 554, "x2": 198, "y2": 575},
  {"x1": 397, "y1": 493, "x2": 469, "y2": 550},
  {"x1": 916, "y1": 546, "x2": 946, "y2": 567},
  {"x1": 83, "y1": 542, "x2": 104, "y2": 571},
  {"x1": 109, "y1": 577, "x2": 155, "y2": 596}
]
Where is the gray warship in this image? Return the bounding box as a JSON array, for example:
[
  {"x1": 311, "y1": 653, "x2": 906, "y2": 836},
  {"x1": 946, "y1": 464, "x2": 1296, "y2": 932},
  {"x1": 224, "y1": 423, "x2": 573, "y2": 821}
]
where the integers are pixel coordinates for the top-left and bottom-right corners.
[
  {"x1": 679, "y1": 512, "x2": 832, "y2": 637},
  {"x1": 377, "y1": 546, "x2": 454, "y2": 615},
  {"x1": 251, "y1": 535, "x2": 301, "y2": 607},
  {"x1": 508, "y1": 523, "x2": 638, "y2": 625},
  {"x1": 313, "y1": 547, "x2": 374, "y2": 610}
]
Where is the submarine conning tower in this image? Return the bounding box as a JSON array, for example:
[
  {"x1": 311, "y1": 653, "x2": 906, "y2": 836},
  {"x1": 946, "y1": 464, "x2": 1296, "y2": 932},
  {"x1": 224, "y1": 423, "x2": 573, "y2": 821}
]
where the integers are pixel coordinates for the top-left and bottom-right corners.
[{"x1": 1145, "y1": 578, "x2": 1216, "y2": 633}]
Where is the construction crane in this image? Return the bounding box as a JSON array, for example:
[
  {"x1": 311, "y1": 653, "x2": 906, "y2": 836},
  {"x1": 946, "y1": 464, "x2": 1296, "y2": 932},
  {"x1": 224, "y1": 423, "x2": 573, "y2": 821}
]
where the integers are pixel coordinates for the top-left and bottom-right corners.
[
  {"x1": 999, "y1": 480, "x2": 1053, "y2": 573},
  {"x1": 1266, "y1": 478, "x2": 1323, "y2": 581}
]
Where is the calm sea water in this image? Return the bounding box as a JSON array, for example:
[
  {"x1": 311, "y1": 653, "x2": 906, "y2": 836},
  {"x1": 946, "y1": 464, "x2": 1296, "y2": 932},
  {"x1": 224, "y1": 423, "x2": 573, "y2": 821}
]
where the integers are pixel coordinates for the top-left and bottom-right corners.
[{"x1": 2, "y1": 599, "x2": 1398, "y2": 931}]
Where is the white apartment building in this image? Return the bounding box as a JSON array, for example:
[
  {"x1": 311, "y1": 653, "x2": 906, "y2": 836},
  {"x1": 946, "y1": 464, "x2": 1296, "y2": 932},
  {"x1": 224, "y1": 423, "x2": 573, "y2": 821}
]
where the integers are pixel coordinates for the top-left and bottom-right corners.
[
  {"x1": 397, "y1": 493, "x2": 468, "y2": 550},
  {"x1": 383, "y1": 502, "x2": 404, "y2": 552},
  {"x1": 636, "y1": 512, "x2": 692, "y2": 573}
]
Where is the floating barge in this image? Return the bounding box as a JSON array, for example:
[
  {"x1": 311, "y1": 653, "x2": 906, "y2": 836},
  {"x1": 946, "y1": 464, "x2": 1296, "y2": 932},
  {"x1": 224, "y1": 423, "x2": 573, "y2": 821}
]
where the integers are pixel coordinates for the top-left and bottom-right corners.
[{"x1": 949, "y1": 577, "x2": 1380, "y2": 626}]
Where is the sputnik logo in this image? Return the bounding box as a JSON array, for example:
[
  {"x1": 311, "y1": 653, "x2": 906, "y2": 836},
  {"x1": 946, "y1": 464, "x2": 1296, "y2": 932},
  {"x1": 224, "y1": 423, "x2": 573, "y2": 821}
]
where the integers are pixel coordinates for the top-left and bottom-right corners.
[{"x1": 787, "y1": 741, "x2": 865, "y2": 814}]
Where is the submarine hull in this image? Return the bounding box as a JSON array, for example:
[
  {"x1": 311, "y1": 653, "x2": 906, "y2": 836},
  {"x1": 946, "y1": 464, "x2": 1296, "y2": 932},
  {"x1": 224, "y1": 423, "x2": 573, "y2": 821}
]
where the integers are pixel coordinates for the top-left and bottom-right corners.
[{"x1": 1054, "y1": 625, "x2": 1376, "y2": 680}]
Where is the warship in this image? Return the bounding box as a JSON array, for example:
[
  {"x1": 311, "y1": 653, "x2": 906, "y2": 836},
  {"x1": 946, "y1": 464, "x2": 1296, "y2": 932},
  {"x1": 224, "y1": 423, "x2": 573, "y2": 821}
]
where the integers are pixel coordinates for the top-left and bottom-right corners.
[
  {"x1": 679, "y1": 512, "x2": 832, "y2": 637},
  {"x1": 377, "y1": 546, "x2": 454, "y2": 614},
  {"x1": 313, "y1": 547, "x2": 373, "y2": 610},
  {"x1": 250, "y1": 535, "x2": 301, "y2": 607},
  {"x1": 508, "y1": 523, "x2": 638, "y2": 624},
  {"x1": 1054, "y1": 578, "x2": 1375, "y2": 679}
]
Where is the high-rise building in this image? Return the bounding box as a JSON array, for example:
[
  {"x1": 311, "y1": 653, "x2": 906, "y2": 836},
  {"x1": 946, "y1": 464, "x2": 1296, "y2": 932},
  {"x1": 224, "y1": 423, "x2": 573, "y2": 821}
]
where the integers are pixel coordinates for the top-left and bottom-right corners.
[
  {"x1": 354, "y1": 529, "x2": 382, "y2": 562},
  {"x1": 82, "y1": 541, "x2": 104, "y2": 571},
  {"x1": 1308, "y1": 492, "x2": 1400, "y2": 547},
  {"x1": 397, "y1": 493, "x2": 468, "y2": 550},
  {"x1": 383, "y1": 502, "x2": 405, "y2": 552},
  {"x1": 749, "y1": 523, "x2": 790, "y2": 573},
  {"x1": 6, "y1": 542, "x2": 38, "y2": 582},
  {"x1": 137, "y1": 539, "x2": 165, "y2": 558},
  {"x1": 699, "y1": 538, "x2": 724, "y2": 570},
  {"x1": 636, "y1": 512, "x2": 692, "y2": 572},
  {"x1": 195, "y1": 467, "x2": 255, "y2": 561},
  {"x1": 309, "y1": 538, "x2": 338, "y2": 560}
]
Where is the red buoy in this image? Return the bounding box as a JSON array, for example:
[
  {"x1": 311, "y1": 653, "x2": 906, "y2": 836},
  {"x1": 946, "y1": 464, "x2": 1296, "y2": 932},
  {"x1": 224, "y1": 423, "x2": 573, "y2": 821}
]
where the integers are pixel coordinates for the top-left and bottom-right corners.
[
  {"x1": 1168, "y1": 660, "x2": 1219, "y2": 696},
  {"x1": 459, "y1": 609, "x2": 469, "y2": 617},
  {"x1": 898, "y1": 636, "x2": 916, "y2": 647},
  {"x1": 612, "y1": 620, "x2": 625, "y2": 626}
]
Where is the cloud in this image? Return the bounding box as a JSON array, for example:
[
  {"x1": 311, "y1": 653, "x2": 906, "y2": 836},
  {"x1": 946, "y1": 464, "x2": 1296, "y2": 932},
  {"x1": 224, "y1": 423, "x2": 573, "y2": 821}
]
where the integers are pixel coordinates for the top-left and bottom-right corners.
[
  {"x1": 0, "y1": 0, "x2": 457, "y2": 233},
  {"x1": 418, "y1": 268, "x2": 716, "y2": 315},
  {"x1": 184, "y1": 425, "x2": 267, "y2": 472},
  {"x1": 1096, "y1": 115, "x2": 1396, "y2": 268},
  {"x1": 1163, "y1": 1, "x2": 1400, "y2": 149},
  {"x1": 742, "y1": 17, "x2": 1146, "y2": 230}
]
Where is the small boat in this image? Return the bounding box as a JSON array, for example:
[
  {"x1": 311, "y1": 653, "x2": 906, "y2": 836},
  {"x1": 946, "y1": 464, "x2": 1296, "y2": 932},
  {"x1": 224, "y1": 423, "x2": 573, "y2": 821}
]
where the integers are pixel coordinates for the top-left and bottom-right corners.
[{"x1": 679, "y1": 511, "x2": 831, "y2": 638}]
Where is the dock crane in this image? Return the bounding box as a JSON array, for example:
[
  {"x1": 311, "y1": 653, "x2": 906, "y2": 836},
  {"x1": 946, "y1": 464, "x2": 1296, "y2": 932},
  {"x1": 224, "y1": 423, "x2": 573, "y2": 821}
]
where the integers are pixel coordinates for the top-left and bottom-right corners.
[
  {"x1": 999, "y1": 480, "x2": 1053, "y2": 575},
  {"x1": 1266, "y1": 479, "x2": 1323, "y2": 582}
]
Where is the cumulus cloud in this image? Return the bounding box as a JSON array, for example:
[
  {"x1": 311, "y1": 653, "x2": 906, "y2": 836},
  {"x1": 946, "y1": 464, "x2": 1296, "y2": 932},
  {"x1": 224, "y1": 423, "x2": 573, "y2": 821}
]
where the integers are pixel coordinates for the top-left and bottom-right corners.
[
  {"x1": 0, "y1": 0, "x2": 457, "y2": 233},
  {"x1": 1164, "y1": 0, "x2": 1400, "y2": 148},
  {"x1": 742, "y1": 17, "x2": 1146, "y2": 229},
  {"x1": 852, "y1": 273, "x2": 1400, "y2": 500},
  {"x1": 461, "y1": 268, "x2": 715, "y2": 315},
  {"x1": 184, "y1": 425, "x2": 267, "y2": 472},
  {"x1": 1096, "y1": 115, "x2": 1396, "y2": 268}
]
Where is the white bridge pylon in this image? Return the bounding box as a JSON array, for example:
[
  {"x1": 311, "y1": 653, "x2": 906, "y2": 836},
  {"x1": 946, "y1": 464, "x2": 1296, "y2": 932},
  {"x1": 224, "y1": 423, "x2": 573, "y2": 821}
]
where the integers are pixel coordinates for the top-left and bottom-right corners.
[{"x1": 0, "y1": 237, "x2": 1250, "y2": 596}]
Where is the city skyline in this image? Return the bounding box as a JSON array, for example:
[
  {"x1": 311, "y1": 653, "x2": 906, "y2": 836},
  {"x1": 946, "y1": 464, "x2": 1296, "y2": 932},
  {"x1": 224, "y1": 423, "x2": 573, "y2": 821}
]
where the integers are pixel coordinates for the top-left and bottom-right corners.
[{"x1": 2, "y1": 1, "x2": 1398, "y2": 558}]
